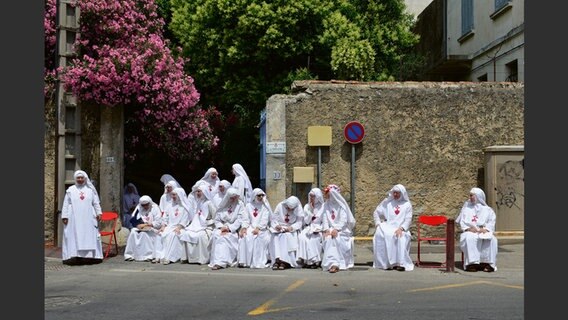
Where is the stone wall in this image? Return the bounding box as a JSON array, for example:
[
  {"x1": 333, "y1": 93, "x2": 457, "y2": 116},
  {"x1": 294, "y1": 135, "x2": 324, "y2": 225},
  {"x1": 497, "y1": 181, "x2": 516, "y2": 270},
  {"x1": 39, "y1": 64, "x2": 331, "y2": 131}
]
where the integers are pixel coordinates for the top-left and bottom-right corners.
[
  {"x1": 44, "y1": 101, "x2": 57, "y2": 245},
  {"x1": 266, "y1": 80, "x2": 524, "y2": 237}
]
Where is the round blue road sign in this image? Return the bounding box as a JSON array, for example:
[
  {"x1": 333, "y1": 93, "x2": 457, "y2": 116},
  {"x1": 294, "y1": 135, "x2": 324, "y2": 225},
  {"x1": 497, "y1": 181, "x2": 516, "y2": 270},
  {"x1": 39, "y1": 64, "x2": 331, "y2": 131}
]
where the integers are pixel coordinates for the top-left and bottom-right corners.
[{"x1": 344, "y1": 121, "x2": 365, "y2": 144}]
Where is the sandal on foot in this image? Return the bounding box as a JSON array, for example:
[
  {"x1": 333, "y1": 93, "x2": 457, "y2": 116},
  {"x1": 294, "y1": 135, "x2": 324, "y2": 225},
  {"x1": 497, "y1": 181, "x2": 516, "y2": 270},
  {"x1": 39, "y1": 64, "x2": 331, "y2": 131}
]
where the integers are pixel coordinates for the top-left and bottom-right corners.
[{"x1": 465, "y1": 264, "x2": 479, "y2": 272}]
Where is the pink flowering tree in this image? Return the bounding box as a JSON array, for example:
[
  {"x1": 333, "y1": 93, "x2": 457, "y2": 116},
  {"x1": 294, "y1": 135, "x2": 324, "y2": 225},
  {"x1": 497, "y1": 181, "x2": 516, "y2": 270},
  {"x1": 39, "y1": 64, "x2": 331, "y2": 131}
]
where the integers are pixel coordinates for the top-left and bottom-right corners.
[
  {"x1": 44, "y1": 0, "x2": 57, "y2": 100},
  {"x1": 44, "y1": 0, "x2": 218, "y2": 162}
]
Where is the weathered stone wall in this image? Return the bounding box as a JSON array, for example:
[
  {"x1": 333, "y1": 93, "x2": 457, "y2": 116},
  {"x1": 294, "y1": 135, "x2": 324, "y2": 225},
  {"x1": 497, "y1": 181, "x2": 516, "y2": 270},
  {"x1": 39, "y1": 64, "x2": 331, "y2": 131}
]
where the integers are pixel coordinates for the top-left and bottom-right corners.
[
  {"x1": 278, "y1": 80, "x2": 524, "y2": 237},
  {"x1": 44, "y1": 101, "x2": 57, "y2": 245}
]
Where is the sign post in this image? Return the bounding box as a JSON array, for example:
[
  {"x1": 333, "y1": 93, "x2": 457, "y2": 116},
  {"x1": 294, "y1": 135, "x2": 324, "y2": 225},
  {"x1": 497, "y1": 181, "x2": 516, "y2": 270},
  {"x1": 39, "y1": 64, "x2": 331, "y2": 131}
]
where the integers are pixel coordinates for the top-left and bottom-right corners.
[{"x1": 343, "y1": 121, "x2": 365, "y2": 216}]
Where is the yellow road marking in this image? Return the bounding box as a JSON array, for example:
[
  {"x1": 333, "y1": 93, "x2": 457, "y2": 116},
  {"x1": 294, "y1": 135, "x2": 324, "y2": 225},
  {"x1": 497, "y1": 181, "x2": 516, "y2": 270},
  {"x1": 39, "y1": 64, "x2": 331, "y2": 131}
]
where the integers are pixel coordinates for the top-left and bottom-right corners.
[
  {"x1": 248, "y1": 280, "x2": 305, "y2": 316},
  {"x1": 408, "y1": 280, "x2": 524, "y2": 292}
]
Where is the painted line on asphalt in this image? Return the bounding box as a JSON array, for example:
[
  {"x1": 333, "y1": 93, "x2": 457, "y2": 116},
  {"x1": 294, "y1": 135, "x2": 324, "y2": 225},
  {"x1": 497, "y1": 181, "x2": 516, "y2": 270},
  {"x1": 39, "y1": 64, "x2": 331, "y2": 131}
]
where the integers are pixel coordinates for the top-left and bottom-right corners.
[
  {"x1": 408, "y1": 280, "x2": 524, "y2": 292},
  {"x1": 248, "y1": 280, "x2": 306, "y2": 316},
  {"x1": 110, "y1": 268, "x2": 287, "y2": 278}
]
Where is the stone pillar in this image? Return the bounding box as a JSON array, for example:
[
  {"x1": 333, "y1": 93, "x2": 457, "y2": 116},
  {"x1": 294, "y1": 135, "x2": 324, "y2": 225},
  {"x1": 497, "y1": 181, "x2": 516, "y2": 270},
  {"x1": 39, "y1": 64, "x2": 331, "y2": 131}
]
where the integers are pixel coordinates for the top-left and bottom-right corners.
[
  {"x1": 99, "y1": 105, "x2": 124, "y2": 222},
  {"x1": 265, "y1": 95, "x2": 290, "y2": 210}
]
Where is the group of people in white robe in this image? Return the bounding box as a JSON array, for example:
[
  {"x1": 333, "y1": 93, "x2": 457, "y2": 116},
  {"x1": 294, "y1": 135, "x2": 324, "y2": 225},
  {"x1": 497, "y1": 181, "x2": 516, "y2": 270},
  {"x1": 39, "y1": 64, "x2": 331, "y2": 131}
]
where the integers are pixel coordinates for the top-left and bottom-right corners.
[
  {"x1": 62, "y1": 167, "x2": 498, "y2": 273},
  {"x1": 122, "y1": 169, "x2": 360, "y2": 273}
]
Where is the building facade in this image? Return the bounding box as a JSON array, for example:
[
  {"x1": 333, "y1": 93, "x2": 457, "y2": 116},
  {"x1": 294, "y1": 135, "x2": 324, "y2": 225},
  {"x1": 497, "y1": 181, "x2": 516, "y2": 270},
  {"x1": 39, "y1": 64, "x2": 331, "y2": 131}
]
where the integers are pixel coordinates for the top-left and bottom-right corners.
[{"x1": 415, "y1": 0, "x2": 524, "y2": 82}]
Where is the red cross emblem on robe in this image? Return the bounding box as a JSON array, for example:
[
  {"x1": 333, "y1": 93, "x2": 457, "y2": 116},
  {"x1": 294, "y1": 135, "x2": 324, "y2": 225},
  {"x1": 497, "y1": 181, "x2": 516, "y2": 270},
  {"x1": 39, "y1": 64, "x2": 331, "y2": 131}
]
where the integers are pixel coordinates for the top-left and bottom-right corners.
[
  {"x1": 198, "y1": 209, "x2": 202, "y2": 216},
  {"x1": 253, "y1": 208, "x2": 258, "y2": 218},
  {"x1": 284, "y1": 213, "x2": 290, "y2": 223},
  {"x1": 472, "y1": 215, "x2": 478, "y2": 223},
  {"x1": 394, "y1": 206, "x2": 400, "y2": 215},
  {"x1": 228, "y1": 206, "x2": 233, "y2": 214},
  {"x1": 311, "y1": 215, "x2": 316, "y2": 221},
  {"x1": 79, "y1": 192, "x2": 85, "y2": 200},
  {"x1": 331, "y1": 210, "x2": 335, "y2": 220},
  {"x1": 175, "y1": 208, "x2": 179, "y2": 217}
]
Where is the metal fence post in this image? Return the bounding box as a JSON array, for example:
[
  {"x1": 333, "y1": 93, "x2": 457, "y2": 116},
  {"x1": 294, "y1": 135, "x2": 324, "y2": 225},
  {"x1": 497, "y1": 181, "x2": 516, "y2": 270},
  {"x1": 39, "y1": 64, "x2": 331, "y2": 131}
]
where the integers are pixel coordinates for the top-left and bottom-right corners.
[{"x1": 446, "y1": 218, "x2": 455, "y2": 272}]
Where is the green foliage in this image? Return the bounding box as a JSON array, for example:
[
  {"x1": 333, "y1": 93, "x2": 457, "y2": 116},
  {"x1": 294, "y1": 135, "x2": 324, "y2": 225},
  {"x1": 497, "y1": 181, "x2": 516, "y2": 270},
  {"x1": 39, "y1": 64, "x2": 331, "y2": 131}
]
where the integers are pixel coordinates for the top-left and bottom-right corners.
[{"x1": 168, "y1": 0, "x2": 421, "y2": 124}]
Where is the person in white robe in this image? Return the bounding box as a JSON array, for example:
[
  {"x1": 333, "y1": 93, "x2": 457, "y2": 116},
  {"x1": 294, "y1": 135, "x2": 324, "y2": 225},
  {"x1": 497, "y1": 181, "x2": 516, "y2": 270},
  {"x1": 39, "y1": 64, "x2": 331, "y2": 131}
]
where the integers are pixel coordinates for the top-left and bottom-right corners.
[
  {"x1": 297, "y1": 188, "x2": 324, "y2": 269},
  {"x1": 179, "y1": 181, "x2": 216, "y2": 265},
  {"x1": 269, "y1": 196, "x2": 305, "y2": 270},
  {"x1": 208, "y1": 187, "x2": 244, "y2": 270},
  {"x1": 196, "y1": 167, "x2": 221, "y2": 200},
  {"x1": 321, "y1": 184, "x2": 356, "y2": 273},
  {"x1": 237, "y1": 188, "x2": 273, "y2": 269},
  {"x1": 122, "y1": 182, "x2": 140, "y2": 229},
  {"x1": 231, "y1": 163, "x2": 253, "y2": 203},
  {"x1": 372, "y1": 184, "x2": 414, "y2": 271},
  {"x1": 457, "y1": 187, "x2": 498, "y2": 272},
  {"x1": 123, "y1": 195, "x2": 162, "y2": 262},
  {"x1": 61, "y1": 170, "x2": 104, "y2": 265},
  {"x1": 158, "y1": 187, "x2": 191, "y2": 265},
  {"x1": 212, "y1": 180, "x2": 231, "y2": 208},
  {"x1": 159, "y1": 174, "x2": 181, "y2": 214}
]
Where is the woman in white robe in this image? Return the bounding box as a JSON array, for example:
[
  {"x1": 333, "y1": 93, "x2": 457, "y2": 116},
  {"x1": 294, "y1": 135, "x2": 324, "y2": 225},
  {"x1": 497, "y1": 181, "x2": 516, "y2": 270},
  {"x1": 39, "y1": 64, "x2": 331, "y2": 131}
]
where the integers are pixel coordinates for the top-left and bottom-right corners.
[
  {"x1": 231, "y1": 163, "x2": 253, "y2": 203},
  {"x1": 321, "y1": 184, "x2": 356, "y2": 273},
  {"x1": 179, "y1": 181, "x2": 216, "y2": 265},
  {"x1": 208, "y1": 187, "x2": 245, "y2": 270},
  {"x1": 269, "y1": 196, "x2": 304, "y2": 270},
  {"x1": 124, "y1": 195, "x2": 162, "y2": 262},
  {"x1": 237, "y1": 188, "x2": 273, "y2": 269},
  {"x1": 212, "y1": 180, "x2": 231, "y2": 208},
  {"x1": 158, "y1": 187, "x2": 191, "y2": 265},
  {"x1": 159, "y1": 174, "x2": 181, "y2": 214},
  {"x1": 197, "y1": 167, "x2": 221, "y2": 200},
  {"x1": 457, "y1": 187, "x2": 498, "y2": 272},
  {"x1": 372, "y1": 184, "x2": 414, "y2": 271},
  {"x1": 61, "y1": 170, "x2": 103, "y2": 264},
  {"x1": 297, "y1": 188, "x2": 324, "y2": 269}
]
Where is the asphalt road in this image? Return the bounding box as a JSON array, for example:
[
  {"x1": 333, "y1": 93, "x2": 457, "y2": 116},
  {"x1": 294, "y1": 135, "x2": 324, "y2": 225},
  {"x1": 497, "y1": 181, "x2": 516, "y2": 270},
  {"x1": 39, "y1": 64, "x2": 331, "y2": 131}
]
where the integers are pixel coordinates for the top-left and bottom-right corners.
[{"x1": 45, "y1": 242, "x2": 524, "y2": 320}]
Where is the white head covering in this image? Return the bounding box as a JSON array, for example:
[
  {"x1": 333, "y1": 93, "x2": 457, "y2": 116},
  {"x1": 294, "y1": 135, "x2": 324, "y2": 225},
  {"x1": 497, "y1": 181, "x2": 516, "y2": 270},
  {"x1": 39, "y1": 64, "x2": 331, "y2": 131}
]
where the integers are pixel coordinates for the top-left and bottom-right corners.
[
  {"x1": 218, "y1": 180, "x2": 231, "y2": 195},
  {"x1": 456, "y1": 187, "x2": 488, "y2": 224},
  {"x1": 324, "y1": 184, "x2": 356, "y2": 230},
  {"x1": 200, "y1": 167, "x2": 220, "y2": 186},
  {"x1": 217, "y1": 187, "x2": 241, "y2": 211},
  {"x1": 276, "y1": 196, "x2": 303, "y2": 221},
  {"x1": 161, "y1": 174, "x2": 181, "y2": 195},
  {"x1": 469, "y1": 187, "x2": 488, "y2": 206},
  {"x1": 191, "y1": 180, "x2": 211, "y2": 203},
  {"x1": 251, "y1": 188, "x2": 272, "y2": 213},
  {"x1": 171, "y1": 187, "x2": 193, "y2": 213},
  {"x1": 385, "y1": 184, "x2": 410, "y2": 203},
  {"x1": 132, "y1": 195, "x2": 158, "y2": 220},
  {"x1": 232, "y1": 163, "x2": 253, "y2": 202},
  {"x1": 307, "y1": 188, "x2": 324, "y2": 209},
  {"x1": 160, "y1": 174, "x2": 181, "y2": 191},
  {"x1": 74, "y1": 170, "x2": 99, "y2": 199}
]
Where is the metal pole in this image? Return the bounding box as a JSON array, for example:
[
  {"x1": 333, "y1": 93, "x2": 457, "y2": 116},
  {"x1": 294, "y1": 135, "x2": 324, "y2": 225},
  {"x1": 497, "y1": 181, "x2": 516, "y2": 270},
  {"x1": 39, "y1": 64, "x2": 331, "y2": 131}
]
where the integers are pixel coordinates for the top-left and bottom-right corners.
[
  {"x1": 446, "y1": 218, "x2": 455, "y2": 272},
  {"x1": 317, "y1": 147, "x2": 321, "y2": 188},
  {"x1": 350, "y1": 144, "x2": 355, "y2": 214}
]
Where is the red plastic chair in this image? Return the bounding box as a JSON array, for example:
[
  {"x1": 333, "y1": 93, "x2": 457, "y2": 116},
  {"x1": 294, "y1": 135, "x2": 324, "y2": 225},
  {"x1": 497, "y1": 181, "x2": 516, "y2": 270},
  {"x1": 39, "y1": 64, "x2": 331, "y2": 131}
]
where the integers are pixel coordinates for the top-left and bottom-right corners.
[
  {"x1": 415, "y1": 215, "x2": 449, "y2": 268},
  {"x1": 99, "y1": 212, "x2": 119, "y2": 259}
]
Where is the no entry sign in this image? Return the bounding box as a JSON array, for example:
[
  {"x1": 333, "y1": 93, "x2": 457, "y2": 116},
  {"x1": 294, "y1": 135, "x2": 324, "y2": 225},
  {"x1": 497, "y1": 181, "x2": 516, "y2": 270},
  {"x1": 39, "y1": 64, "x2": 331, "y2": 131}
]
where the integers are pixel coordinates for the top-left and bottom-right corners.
[{"x1": 344, "y1": 121, "x2": 365, "y2": 144}]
